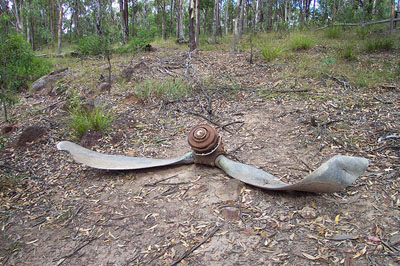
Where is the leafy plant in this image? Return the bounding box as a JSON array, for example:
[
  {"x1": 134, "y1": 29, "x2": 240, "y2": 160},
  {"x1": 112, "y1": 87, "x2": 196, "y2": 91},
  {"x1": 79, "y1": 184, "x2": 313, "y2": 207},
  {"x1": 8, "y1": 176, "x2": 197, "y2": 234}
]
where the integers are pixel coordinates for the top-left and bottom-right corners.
[
  {"x1": 76, "y1": 36, "x2": 106, "y2": 56},
  {"x1": 365, "y1": 37, "x2": 394, "y2": 52},
  {"x1": 321, "y1": 57, "x2": 336, "y2": 73},
  {"x1": 356, "y1": 27, "x2": 368, "y2": 40},
  {"x1": 324, "y1": 27, "x2": 342, "y2": 39},
  {"x1": 135, "y1": 78, "x2": 191, "y2": 102},
  {"x1": 289, "y1": 34, "x2": 313, "y2": 51},
  {"x1": 260, "y1": 44, "x2": 282, "y2": 62},
  {"x1": 0, "y1": 32, "x2": 51, "y2": 121},
  {"x1": 339, "y1": 43, "x2": 357, "y2": 61},
  {"x1": 116, "y1": 27, "x2": 156, "y2": 54},
  {"x1": 0, "y1": 173, "x2": 24, "y2": 191}
]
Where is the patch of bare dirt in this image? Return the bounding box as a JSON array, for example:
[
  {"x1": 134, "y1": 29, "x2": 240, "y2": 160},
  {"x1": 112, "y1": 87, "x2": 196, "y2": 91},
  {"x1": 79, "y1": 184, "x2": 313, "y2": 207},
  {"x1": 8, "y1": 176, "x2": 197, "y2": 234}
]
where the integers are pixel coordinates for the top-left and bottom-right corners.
[{"x1": 0, "y1": 47, "x2": 399, "y2": 265}]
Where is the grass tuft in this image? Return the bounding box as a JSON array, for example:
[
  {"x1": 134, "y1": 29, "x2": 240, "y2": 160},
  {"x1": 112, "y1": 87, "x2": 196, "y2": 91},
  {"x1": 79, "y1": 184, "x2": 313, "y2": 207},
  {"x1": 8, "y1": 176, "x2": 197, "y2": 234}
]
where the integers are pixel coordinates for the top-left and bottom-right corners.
[
  {"x1": 135, "y1": 78, "x2": 191, "y2": 102},
  {"x1": 324, "y1": 27, "x2": 342, "y2": 39},
  {"x1": 260, "y1": 44, "x2": 282, "y2": 62},
  {"x1": 365, "y1": 37, "x2": 394, "y2": 52},
  {"x1": 339, "y1": 43, "x2": 357, "y2": 61},
  {"x1": 289, "y1": 33, "x2": 313, "y2": 51}
]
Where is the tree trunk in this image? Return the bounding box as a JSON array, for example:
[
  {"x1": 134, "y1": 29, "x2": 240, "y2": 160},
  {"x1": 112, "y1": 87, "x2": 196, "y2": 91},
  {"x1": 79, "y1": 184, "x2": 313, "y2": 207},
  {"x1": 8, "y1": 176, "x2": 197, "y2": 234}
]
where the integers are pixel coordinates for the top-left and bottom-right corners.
[
  {"x1": 255, "y1": 0, "x2": 261, "y2": 30},
  {"x1": 170, "y1": 0, "x2": 174, "y2": 37},
  {"x1": 162, "y1": 0, "x2": 166, "y2": 39},
  {"x1": 119, "y1": 0, "x2": 126, "y2": 42},
  {"x1": 212, "y1": 0, "x2": 218, "y2": 43},
  {"x1": 57, "y1": 0, "x2": 62, "y2": 55},
  {"x1": 232, "y1": 0, "x2": 241, "y2": 51},
  {"x1": 131, "y1": 0, "x2": 135, "y2": 36},
  {"x1": 390, "y1": 0, "x2": 394, "y2": 34},
  {"x1": 73, "y1": 0, "x2": 80, "y2": 39},
  {"x1": 225, "y1": 1, "x2": 228, "y2": 35},
  {"x1": 195, "y1": 0, "x2": 199, "y2": 47},
  {"x1": 96, "y1": 0, "x2": 103, "y2": 36},
  {"x1": 189, "y1": 0, "x2": 196, "y2": 51},
  {"x1": 239, "y1": 0, "x2": 244, "y2": 38},
  {"x1": 11, "y1": 0, "x2": 24, "y2": 32},
  {"x1": 176, "y1": 0, "x2": 184, "y2": 40}
]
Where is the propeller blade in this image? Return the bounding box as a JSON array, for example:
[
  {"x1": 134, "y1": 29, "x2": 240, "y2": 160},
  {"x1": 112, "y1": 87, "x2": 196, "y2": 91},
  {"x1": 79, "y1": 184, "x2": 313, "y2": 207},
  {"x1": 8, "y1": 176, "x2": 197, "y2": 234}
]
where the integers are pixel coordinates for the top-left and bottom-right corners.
[
  {"x1": 215, "y1": 155, "x2": 368, "y2": 193},
  {"x1": 57, "y1": 141, "x2": 194, "y2": 170}
]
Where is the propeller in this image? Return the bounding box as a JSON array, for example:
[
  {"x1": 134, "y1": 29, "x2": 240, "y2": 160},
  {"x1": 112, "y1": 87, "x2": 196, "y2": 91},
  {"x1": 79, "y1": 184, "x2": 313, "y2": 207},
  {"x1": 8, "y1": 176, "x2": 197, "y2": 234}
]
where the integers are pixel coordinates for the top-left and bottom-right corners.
[{"x1": 57, "y1": 124, "x2": 369, "y2": 193}]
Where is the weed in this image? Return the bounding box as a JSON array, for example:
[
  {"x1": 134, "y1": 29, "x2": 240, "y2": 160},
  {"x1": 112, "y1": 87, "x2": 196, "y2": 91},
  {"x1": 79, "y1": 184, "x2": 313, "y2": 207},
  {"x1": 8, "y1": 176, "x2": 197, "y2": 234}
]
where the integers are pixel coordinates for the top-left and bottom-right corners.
[
  {"x1": 260, "y1": 44, "x2": 282, "y2": 62},
  {"x1": 321, "y1": 57, "x2": 336, "y2": 73},
  {"x1": 356, "y1": 27, "x2": 368, "y2": 40},
  {"x1": 76, "y1": 36, "x2": 105, "y2": 56},
  {"x1": 0, "y1": 134, "x2": 8, "y2": 149},
  {"x1": 68, "y1": 106, "x2": 112, "y2": 139},
  {"x1": 0, "y1": 173, "x2": 24, "y2": 191},
  {"x1": 135, "y1": 78, "x2": 191, "y2": 102},
  {"x1": 289, "y1": 33, "x2": 313, "y2": 51},
  {"x1": 339, "y1": 43, "x2": 357, "y2": 61},
  {"x1": 365, "y1": 37, "x2": 394, "y2": 52},
  {"x1": 324, "y1": 27, "x2": 342, "y2": 39}
]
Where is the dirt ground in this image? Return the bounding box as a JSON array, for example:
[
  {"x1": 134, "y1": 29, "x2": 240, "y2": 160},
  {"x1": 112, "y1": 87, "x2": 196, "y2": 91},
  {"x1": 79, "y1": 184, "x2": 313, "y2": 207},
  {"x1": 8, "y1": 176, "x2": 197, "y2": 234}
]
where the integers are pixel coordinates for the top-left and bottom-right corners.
[{"x1": 0, "y1": 47, "x2": 399, "y2": 266}]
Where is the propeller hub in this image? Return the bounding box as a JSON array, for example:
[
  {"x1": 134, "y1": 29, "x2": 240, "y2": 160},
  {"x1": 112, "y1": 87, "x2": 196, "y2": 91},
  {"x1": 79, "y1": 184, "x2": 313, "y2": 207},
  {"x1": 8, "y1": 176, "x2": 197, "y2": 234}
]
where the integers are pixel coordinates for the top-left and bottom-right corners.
[{"x1": 188, "y1": 124, "x2": 225, "y2": 166}]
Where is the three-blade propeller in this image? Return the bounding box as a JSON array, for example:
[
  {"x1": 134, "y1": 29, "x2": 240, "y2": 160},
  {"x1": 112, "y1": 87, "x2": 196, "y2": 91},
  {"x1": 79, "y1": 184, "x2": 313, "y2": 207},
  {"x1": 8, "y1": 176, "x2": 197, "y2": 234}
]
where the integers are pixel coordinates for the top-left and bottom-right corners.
[{"x1": 57, "y1": 124, "x2": 369, "y2": 193}]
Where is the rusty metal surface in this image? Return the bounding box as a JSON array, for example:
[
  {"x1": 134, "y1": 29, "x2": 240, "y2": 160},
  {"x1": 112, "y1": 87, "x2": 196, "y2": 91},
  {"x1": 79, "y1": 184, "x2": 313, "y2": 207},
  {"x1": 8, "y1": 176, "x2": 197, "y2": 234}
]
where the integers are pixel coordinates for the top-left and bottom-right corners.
[{"x1": 188, "y1": 124, "x2": 225, "y2": 166}]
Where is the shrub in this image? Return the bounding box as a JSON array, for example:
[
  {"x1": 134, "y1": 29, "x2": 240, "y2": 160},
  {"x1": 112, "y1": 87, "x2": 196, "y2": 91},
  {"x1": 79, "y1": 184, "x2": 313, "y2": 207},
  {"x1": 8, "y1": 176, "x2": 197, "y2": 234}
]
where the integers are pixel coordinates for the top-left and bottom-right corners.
[
  {"x1": 0, "y1": 32, "x2": 51, "y2": 121},
  {"x1": 117, "y1": 27, "x2": 156, "y2": 54},
  {"x1": 135, "y1": 78, "x2": 191, "y2": 102},
  {"x1": 365, "y1": 37, "x2": 394, "y2": 52},
  {"x1": 324, "y1": 27, "x2": 342, "y2": 39},
  {"x1": 76, "y1": 36, "x2": 105, "y2": 56},
  {"x1": 260, "y1": 45, "x2": 282, "y2": 62},
  {"x1": 356, "y1": 27, "x2": 368, "y2": 40},
  {"x1": 289, "y1": 34, "x2": 313, "y2": 51},
  {"x1": 339, "y1": 43, "x2": 357, "y2": 61}
]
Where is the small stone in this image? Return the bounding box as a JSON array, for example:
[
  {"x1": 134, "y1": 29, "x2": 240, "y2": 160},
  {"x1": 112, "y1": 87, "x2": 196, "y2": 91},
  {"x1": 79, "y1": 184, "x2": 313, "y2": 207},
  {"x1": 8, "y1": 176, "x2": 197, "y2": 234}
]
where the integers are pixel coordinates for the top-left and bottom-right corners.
[
  {"x1": 220, "y1": 207, "x2": 240, "y2": 221},
  {"x1": 17, "y1": 126, "x2": 47, "y2": 147},
  {"x1": 298, "y1": 206, "x2": 317, "y2": 219}
]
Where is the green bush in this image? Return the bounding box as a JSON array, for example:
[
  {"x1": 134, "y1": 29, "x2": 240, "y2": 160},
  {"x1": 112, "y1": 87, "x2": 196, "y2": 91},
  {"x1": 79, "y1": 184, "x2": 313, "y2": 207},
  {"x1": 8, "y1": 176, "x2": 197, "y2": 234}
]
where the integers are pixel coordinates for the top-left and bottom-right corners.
[
  {"x1": 339, "y1": 43, "x2": 357, "y2": 61},
  {"x1": 117, "y1": 27, "x2": 156, "y2": 54},
  {"x1": 76, "y1": 35, "x2": 111, "y2": 56},
  {"x1": 0, "y1": 32, "x2": 51, "y2": 121},
  {"x1": 356, "y1": 27, "x2": 368, "y2": 40},
  {"x1": 135, "y1": 78, "x2": 191, "y2": 102},
  {"x1": 289, "y1": 34, "x2": 313, "y2": 51},
  {"x1": 324, "y1": 27, "x2": 342, "y2": 39},
  {"x1": 68, "y1": 106, "x2": 112, "y2": 139},
  {"x1": 260, "y1": 45, "x2": 282, "y2": 62},
  {"x1": 365, "y1": 37, "x2": 394, "y2": 52}
]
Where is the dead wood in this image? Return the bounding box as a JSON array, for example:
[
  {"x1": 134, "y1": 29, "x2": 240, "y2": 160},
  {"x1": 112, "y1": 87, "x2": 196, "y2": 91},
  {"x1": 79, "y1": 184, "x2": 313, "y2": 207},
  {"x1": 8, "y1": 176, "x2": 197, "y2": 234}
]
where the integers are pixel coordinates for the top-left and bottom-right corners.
[{"x1": 316, "y1": 18, "x2": 400, "y2": 30}]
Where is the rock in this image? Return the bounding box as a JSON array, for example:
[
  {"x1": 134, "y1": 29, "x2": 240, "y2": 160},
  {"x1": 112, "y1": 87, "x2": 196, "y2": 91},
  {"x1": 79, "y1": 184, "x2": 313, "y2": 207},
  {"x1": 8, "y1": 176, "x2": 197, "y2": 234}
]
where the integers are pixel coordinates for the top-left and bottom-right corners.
[
  {"x1": 80, "y1": 129, "x2": 102, "y2": 148},
  {"x1": 17, "y1": 126, "x2": 47, "y2": 147},
  {"x1": 220, "y1": 207, "x2": 240, "y2": 221},
  {"x1": 98, "y1": 82, "x2": 111, "y2": 93},
  {"x1": 298, "y1": 206, "x2": 317, "y2": 219},
  {"x1": 215, "y1": 179, "x2": 244, "y2": 201},
  {"x1": 31, "y1": 68, "x2": 68, "y2": 93},
  {"x1": 121, "y1": 66, "x2": 134, "y2": 81},
  {"x1": 1, "y1": 125, "x2": 16, "y2": 135}
]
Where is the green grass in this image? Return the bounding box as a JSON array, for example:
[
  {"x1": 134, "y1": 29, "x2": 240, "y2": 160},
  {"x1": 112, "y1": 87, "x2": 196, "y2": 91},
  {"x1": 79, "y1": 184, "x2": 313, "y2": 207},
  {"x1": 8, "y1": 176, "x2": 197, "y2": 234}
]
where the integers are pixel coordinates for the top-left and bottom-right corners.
[
  {"x1": 339, "y1": 43, "x2": 357, "y2": 61},
  {"x1": 0, "y1": 173, "x2": 24, "y2": 191},
  {"x1": 260, "y1": 44, "x2": 282, "y2": 62},
  {"x1": 324, "y1": 27, "x2": 342, "y2": 39},
  {"x1": 365, "y1": 37, "x2": 394, "y2": 52},
  {"x1": 135, "y1": 78, "x2": 191, "y2": 102},
  {"x1": 289, "y1": 33, "x2": 313, "y2": 51}
]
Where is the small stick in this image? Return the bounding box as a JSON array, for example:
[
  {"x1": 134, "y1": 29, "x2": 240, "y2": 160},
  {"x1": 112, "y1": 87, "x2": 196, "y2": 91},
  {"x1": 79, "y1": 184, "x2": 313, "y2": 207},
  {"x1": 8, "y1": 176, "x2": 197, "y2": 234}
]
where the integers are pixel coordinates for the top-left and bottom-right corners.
[
  {"x1": 145, "y1": 175, "x2": 178, "y2": 187},
  {"x1": 220, "y1": 121, "x2": 244, "y2": 129},
  {"x1": 186, "y1": 111, "x2": 233, "y2": 134},
  {"x1": 168, "y1": 224, "x2": 222, "y2": 266},
  {"x1": 229, "y1": 142, "x2": 247, "y2": 154},
  {"x1": 54, "y1": 237, "x2": 97, "y2": 263}
]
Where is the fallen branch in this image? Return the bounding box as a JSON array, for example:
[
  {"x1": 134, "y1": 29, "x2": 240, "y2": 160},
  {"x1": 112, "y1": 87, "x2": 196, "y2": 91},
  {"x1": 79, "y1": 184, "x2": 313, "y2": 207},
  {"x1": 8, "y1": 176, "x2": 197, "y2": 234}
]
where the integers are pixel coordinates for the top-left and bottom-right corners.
[
  {"x1": 316, "y1": 18, "x2": 400, "y2": 30},
  {"x1": 374, "y1": 96, "x2": 393, "y2": 104},
  {"x1": 229, "y1": 142, "x2": 247, "y2": 154},
  {"x1": 168, "y1": 224, "x2": 222, "y2": 266},
  {"x1": 54, "y1": 237, "x2": 97, "y2": 264},
  {"x1": 273, "y1": 89, "x2": 310, "y2": 93},
  {"x1": 326, "y1": 74, "x2": 353, "y2": 90},
  {"x1": 145, "y1": 175, "x2": 178, "y2": 187}
]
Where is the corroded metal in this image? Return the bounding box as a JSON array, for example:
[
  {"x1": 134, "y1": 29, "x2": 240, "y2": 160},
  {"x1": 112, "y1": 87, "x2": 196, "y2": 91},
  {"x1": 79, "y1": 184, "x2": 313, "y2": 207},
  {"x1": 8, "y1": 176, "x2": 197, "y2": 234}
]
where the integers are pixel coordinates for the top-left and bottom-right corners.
[{"x1": 188, "y1": 124, "x2": 225, "y2": 166}]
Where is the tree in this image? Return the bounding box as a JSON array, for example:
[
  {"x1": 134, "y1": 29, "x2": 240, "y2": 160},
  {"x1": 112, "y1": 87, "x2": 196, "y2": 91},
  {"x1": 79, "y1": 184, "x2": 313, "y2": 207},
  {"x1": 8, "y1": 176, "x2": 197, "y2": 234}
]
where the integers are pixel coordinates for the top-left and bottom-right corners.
[
  {"x1": 189, "y1": 0, "x2": 196, "y2": 51},
  {"x1": 57, "y1": 0, "x2": 62, "y2": 54},
  {"x1": 232, "y1": 0, "x2": 241, "y2": 51},
  {"x1": 212, "y1": 0, "x2": 218, "y2": 43}
]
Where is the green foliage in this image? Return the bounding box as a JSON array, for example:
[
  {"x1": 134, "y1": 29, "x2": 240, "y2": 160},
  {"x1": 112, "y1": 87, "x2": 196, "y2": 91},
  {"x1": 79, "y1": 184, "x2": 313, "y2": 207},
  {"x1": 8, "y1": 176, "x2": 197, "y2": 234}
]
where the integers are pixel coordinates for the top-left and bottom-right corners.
[
  {"x1": 339, "y1": 43, "x2": 357, "y2": 61},
  {"x1": 260, "y1": 44, "x2": 282, "y2": 62},
  {"x1": 324, "y1": 27, "x2": 342, "y2": 39},
  {"x1": 0, "y1": 134, "x2": 8, "y2": 150},
  {"x1": 289, "y1": 34, "x2": 313, "y2": 51},
  {"x1": 0, "y1": 32, "x2": 51, "y2": 121},
  {"x1": 0, "y1": 173, "x2": 24, "y2": 191},
  {"x1": 67, "y1": 92, "x2": 112, "y2": 138},
  {"x1": 76, "y1": 35, "x2": 108, "y2": 56},
  {"x1": 135, "y1": 78, "x2": 191, "y2": 102},
  {"x1": 117, "y1": 27, "x2": 156, "y2": 54},
  {"x1": 356, "y1": 27, "x2": 368, "y2": 40},
  {"x1": 321, "y1": 57, "x2": 336, "y2": 73},
  {"x1": 365, "y1": 37, "x2": 394, "y2": 52}
]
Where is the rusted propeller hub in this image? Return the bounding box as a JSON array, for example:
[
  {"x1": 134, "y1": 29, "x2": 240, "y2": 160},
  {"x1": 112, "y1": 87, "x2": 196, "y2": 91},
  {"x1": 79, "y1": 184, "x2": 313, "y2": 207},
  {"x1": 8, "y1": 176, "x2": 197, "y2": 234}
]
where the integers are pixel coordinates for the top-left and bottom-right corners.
[{"x1": 188, "y1": 124, "x2": 225, "y2": 166}]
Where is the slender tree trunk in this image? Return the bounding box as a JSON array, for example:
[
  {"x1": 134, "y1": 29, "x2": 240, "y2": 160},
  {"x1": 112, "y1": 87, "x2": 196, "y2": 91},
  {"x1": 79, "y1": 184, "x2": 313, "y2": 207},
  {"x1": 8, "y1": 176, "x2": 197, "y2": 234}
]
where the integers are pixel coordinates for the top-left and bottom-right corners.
[
  {"x1": 232, "y1": 0, "x2": 241, "y2": 51},
  {"x1": 176, "y1": 0, "x2": 184, "y2": 40},
  {"x1": 239, "y1": 0, "x2": 244, "y2": 38},
  {"x1": 1, "y1": 86, "x2": 8, "y2": 122},
  {"x1": 195, "y1": 0, "x2": 199, "y2": 47},
  {"x1": 162, "y1": 0, "x2": 166, "y2": 39},
  {"x1": 96, "y1": 0, "x2": 103, "y2": 35},
  {"x1": 189, "y1": 0, "x2": 196, "y2": 51},
  {"x1": 73, "y1": 0, "x2": 80, "y2": 39},
  {"x1": 225, "y1": 1, "x2": 228, "y2": 35},
  {"x1": 110, "y1": 0, "x2": 115, "y2": 23},
  {"x1": 11, "y1": 0, "x2": 24, "y2": 32},
  {"x1": 26, "y1": 0, "x2": 31, "y2": 44},
  {"x1": 131, "y1": 0, "x2": 135, "y2": 35},
  {"x1": 170, "y1": 0, "x2": 174, "y2": 37},
  {"x1": 57, "y1": 0, "x2": 62, "y2": 55},
  {"x1": 255, "y1": 0, "x2": 261, "y2": 30},
  {"x1": 119, "y1": 0, "x2": 126, "y2": 42},
  {"x1": 390, "y1": 0, "x2": 394, "y2": 34},
  {"x1": 212, "y1": 0, "x2": 218, "y2": 43}
]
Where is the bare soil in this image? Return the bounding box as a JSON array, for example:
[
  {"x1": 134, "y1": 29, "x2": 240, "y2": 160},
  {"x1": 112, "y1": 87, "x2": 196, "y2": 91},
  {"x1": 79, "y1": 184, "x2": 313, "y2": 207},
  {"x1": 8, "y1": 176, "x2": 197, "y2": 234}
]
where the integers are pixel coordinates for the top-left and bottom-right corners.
[{"x1": 0, "y1": 47, "x2": 399, "y2": 266}]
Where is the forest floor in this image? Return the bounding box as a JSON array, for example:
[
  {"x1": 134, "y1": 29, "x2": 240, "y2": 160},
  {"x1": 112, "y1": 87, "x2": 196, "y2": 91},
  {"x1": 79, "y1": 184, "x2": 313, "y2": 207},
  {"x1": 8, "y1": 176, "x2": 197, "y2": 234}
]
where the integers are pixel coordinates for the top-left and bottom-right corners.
[{"x1": 0, "y1": 36, "x2": 399, "y2": 265}]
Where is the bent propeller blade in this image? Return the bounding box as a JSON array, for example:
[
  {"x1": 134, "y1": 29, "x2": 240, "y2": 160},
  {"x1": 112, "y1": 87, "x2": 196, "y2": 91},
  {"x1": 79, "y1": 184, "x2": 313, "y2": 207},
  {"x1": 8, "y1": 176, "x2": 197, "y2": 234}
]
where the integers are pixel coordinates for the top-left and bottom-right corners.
[
  {"x1": 215, "y1": 155, "x2": 369, "y2": 193},
  {"x1": 57, "y1": 141, "x2": 194, "y2": 170}
]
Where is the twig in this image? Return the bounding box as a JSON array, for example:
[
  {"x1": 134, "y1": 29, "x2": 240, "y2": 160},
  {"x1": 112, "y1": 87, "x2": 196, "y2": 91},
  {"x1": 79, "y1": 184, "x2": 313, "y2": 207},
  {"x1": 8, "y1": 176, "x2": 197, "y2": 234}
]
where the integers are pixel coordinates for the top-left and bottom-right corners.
[
  {"x1": 53, "y1": 237, "x2": 97, "y2": 263},
  {"x1": 144, "y1": 174, "x2": 178, "y2": 187},
  {"x1": 326, "y1": 74, "x2": 353, "y2": 90},
  {"x1": 320, "y1": 120, "x2": 342, "y2": 127},
  {"x1": 64, "y1": 205, "x2": 83, "y2": 227},
  {"x1": 272, "y1": 89, "x2": 310, "y2": 93},
  {"x1": 186, "y1": 111, "x2": 233, "y2": 134},
  {"x1": 168, "y1": 224, "x2": 222, "y2": 266},
  {"x1": 373, "y1": 96, "x2": 393, "y2": 104},
  {"x1": 229, "y1": 142, "x2": 247, "y2": 154},
  {"x1": 219, "y1": 121, "x2": 244, "y2": 130}
]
